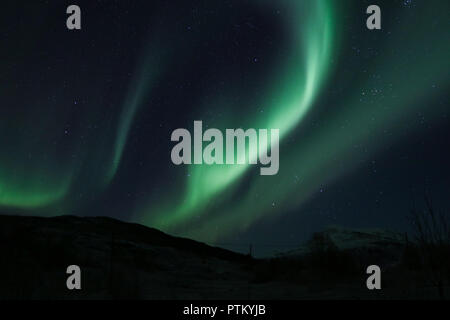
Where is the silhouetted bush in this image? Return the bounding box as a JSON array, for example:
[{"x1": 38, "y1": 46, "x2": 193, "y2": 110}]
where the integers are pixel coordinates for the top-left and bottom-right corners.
[{"x1": 411, "y1": 196, "x2": 450, "y2": 299}]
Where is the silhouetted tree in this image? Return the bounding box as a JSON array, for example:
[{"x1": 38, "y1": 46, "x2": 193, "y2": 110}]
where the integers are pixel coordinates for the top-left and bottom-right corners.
[{"x1": 411, "y1": 195, "x2": 450, "y2": 299}]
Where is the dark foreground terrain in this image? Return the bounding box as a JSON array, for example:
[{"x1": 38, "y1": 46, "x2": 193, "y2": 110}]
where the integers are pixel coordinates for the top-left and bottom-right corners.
[{"x1": 0, "y1": 215, "x2": 448, "y2": 299}]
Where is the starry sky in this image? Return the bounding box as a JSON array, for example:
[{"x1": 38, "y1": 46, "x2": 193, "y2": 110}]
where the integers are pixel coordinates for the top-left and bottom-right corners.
[{"x1": 1, "y1": 0, "x2": 449, "y2": 256}]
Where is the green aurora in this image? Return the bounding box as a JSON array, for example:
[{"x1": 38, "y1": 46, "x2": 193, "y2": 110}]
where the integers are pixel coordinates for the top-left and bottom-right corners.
[
  {"x1": 135, "y1": 1, "x2": 449, "y2": 242},
  {"x1": 0, "y1": 0, "x2": 449, "y2": 244}
]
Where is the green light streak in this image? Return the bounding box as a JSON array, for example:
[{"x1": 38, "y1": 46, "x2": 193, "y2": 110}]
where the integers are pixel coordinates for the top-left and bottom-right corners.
[
  {"x1": 140, "y1": 0, "x2": 336, "y2": 230},
  {"x1": 105, "y1": 55, "x2": 161, "y2": 184},
  {"x1": 175, "y1": 1, "x2": 450, "y2": 242}
]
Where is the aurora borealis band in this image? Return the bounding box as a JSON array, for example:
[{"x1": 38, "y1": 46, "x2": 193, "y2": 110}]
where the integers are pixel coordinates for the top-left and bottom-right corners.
[{"x1": 1, "y1": 0, "x2": 449, "y2": 253}]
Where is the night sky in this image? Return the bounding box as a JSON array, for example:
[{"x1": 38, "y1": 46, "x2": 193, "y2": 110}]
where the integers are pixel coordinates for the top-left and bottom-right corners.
[{"x1": 1, "y1": 0, "x2": 449, "y2": 256}]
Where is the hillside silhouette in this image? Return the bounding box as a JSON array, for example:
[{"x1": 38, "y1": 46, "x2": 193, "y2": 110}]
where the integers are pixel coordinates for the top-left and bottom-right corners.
[{"x1": 0, "y1": 214, "x2": 448, "y2": 299}]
